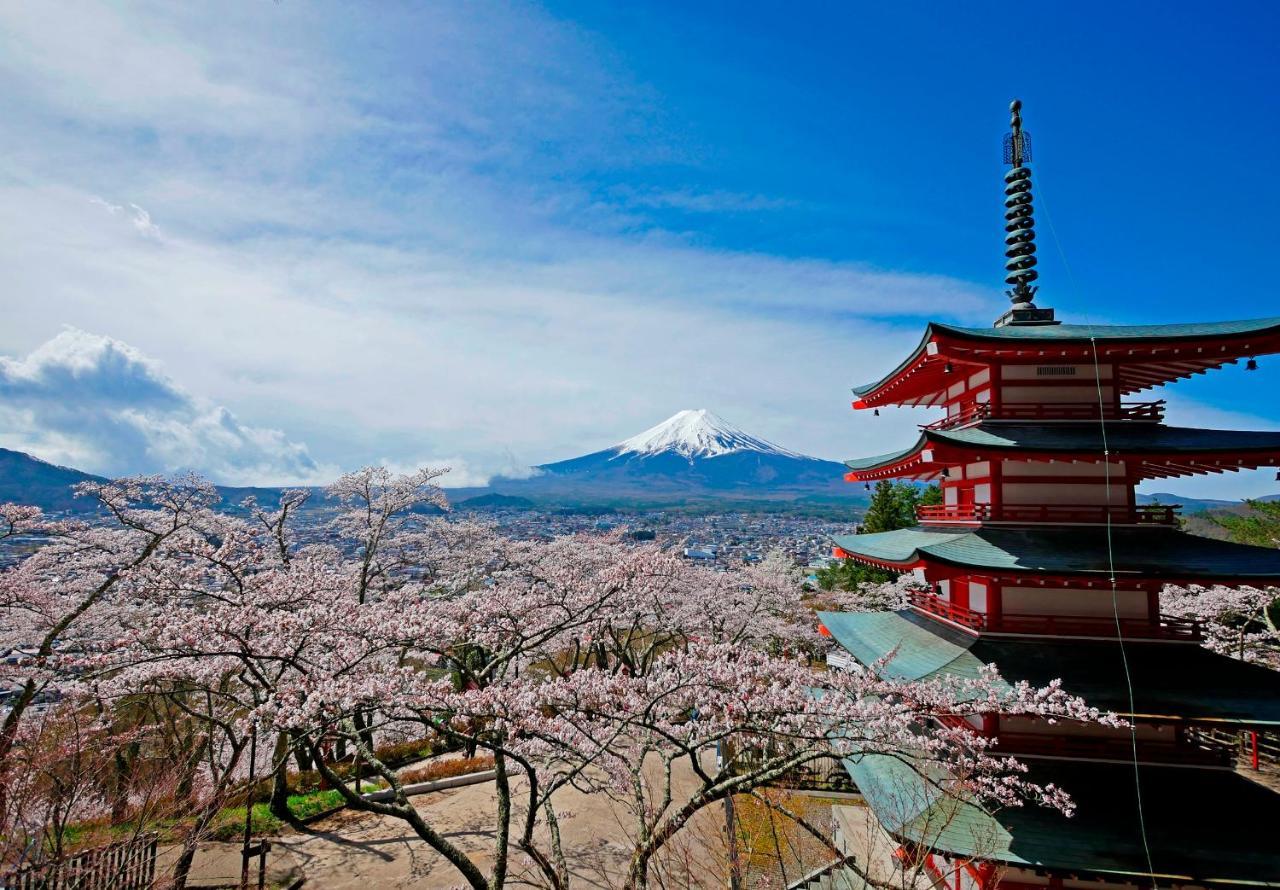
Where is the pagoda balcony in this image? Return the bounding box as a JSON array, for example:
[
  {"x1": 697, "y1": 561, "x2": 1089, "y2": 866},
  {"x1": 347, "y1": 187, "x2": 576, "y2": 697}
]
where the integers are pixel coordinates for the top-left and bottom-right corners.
[
  {"x1": 906, "y1": 589, "x2": 987, "y2": 630},
  {"x1": 996, "y1": 399, "x2": 1166, "y2": 423},
  {"x1": 921, "y1": 400, "x2": 1166, "y2": 431},
  {"x1": 907, "y1": 590, "x2": 1203, "y2": 641},
  {"x1": 915, "y1": 503, "x2": 1180, "y2": 526},
  {"x1": 934, "y1": 715, "x2": 1233, "y2": 767}
]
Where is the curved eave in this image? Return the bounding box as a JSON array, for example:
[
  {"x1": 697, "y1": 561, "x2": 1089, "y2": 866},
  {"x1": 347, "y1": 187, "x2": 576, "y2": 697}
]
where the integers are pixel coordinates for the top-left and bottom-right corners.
[
  {"x1": 844, "y1": 752, "x2": 1280, "y2": 884},
  {"x1": 845, "y1": 425, "x2": 1280, "y2": 482},
  {"x1": 832, "y1": 528, "x2": 1280, "y2": 585},
  {"x1": 843, "y1": 435, "x2": 940, "y2": 482},
  {"x1": 851, "y1": 316, "x2": 1280, "y2": 407}
]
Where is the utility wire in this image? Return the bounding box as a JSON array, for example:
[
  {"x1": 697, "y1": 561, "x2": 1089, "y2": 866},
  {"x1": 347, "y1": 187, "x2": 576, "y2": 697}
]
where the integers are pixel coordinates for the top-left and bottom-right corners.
[{"x1": 1037, "y1": 172, "x2": 1160, "y2": 888}]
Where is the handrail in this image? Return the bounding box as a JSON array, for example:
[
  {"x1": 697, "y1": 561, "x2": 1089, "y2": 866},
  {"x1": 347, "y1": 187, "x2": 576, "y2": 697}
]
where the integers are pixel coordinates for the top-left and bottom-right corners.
[
  {"x1": 921, "y1": 403, "x2": 991, "y2": 430},
  {"x1": 995, "y1": 400, "x2": 1166, "y2": 422},
  {"x1": 916, "y1": 503, "x2": 1180, "y2": 526},
  {"x1": 907, "y1": 590, "x2": 985, "y2": 629},
  {"x1": 990, "y1": 731, "x2": 1231, "y2": 766},
  {"x1": 993, "y1": 611, "x2": 1202, "y2": 641},
  {"x1": 908, "y1": 591, "x2": 1202, "y2": 640},
  {"x1": 921, "y1": 400, "x2": 1165, "y2": 430}
]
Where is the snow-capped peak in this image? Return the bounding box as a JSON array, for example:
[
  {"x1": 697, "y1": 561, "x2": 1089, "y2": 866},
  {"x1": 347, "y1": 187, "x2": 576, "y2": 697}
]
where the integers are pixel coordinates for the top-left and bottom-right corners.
[{"x1": 613, "y1": 409, "x2": 803, "y2": 460}]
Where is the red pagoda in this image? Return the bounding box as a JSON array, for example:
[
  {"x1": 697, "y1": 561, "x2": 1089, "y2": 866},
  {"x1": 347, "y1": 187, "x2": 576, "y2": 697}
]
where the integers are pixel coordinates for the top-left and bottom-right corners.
[{"x1": 817, "y1": 102, "x2": 1280, "y2": 889}]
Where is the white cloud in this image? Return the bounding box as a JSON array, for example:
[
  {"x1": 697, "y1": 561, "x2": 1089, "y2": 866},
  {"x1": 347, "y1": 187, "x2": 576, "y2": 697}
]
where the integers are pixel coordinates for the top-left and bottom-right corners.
[
  {"x1": 89, "y1": 197, "x2": 161, "y2": 239},
  {"x1": 0, "y1": 329, "x2": 328, "y2": 485},
  {"x1": 10, "y1": 0, "x2": 1272, "y2": 505}
]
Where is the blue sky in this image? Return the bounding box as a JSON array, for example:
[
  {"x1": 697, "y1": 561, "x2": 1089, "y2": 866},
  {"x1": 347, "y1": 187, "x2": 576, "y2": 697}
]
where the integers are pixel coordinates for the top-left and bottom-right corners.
[{"x1": 2, "y1": 1, "x2": 1277, "y2": 497}]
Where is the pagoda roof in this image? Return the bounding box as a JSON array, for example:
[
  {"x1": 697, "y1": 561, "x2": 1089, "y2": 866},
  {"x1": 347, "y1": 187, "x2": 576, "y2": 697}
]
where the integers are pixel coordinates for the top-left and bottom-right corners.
[
  {"x1": 845, "y1": 752, "x2": 1280, "y2": 884},
  {"x1": 844, "y1": 422, "x2": 1280, "y2": 481},
  {"x1": 935, "y1": 316, "x2": 1280, "y2": 343},
  {"x1": 817, "y1": 609, "x2": 1280, "y2": 725},
  {"x1": 852, "y1": 315, "x2": 1280, "y2": 407},
  {"x1": 830, "y1": 526, "x2": 1280, "y2": 582}
]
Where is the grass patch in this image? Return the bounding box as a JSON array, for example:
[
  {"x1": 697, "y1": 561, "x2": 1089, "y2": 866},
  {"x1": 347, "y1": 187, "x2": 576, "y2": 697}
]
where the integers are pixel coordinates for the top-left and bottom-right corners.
[{"x1": 206, "y1": 784, "x2": 378, "y2": 841}]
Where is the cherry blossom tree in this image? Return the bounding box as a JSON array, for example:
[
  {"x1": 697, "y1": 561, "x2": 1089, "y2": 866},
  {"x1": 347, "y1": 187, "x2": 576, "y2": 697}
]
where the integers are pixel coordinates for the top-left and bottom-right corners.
[
  {"x1": 0, "y1": 478, "x2": 224, "y2": 818},
  {"x1": 1162, "y1": 583, "x2": 1280, "y2": 667},
  {"x1": 4, "y1": 469, "x2": 1117, "y2": 890}
]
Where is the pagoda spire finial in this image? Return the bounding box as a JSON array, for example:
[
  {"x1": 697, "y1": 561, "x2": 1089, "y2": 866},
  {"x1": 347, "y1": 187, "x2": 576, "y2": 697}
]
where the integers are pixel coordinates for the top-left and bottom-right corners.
[{"x1": 995, "y1": 99, "x2": 1057, "y2": 327}]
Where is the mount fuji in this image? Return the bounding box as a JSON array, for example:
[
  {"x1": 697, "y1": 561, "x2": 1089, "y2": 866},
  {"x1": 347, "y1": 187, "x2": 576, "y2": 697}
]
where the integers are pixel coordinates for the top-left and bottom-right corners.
[{"x1": 475, "y1": 409, "x2": 859, "y2": 508}]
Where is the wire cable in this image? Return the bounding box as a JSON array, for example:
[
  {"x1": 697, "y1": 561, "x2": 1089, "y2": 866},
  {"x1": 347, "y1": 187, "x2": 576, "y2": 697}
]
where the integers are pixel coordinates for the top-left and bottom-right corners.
[{"x1": 1037, "y1": 172, "x2": 1160, "y2": 887}]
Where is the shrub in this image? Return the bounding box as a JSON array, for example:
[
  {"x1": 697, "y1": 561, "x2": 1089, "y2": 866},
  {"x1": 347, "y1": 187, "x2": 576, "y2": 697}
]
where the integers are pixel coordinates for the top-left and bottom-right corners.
[{"x1": 398, "y1": 755, "x2": 495, "y2": 785}]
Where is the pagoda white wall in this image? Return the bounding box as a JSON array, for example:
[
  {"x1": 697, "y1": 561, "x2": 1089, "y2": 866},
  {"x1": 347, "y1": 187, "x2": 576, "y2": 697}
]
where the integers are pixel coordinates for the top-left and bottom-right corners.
[
  {"x1": 998, "y1": 362, "x2": 1116, "y2": 407},
  {"x1": 1002, "y1": 585, "x2": 1147, "y2": 618},
  {"x1": 999, "y1": 460, "x2": 1129, "y2": 507},
  {"x1": 943, "y1": 368, "x2": 991, "y2": 417},
  {"x1": 1001, "y1": 482, "x2": 1129, "y2": 505}
]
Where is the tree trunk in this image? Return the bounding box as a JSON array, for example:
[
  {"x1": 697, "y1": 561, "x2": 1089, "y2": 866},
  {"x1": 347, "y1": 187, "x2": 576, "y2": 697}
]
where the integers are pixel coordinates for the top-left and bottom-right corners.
[{"x1": 269, "y1": 731, "x2": 293, "y2": 822}]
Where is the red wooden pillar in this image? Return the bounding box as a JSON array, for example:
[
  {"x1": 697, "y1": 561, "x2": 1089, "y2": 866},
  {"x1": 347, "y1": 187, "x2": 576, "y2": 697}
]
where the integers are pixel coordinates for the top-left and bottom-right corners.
[
  {"x1": 1252, "y1": 730, "x2": 1260, "y2": 770},
  {"x1": 987, "y1": 581, "x2": 1003, "y2": 631}
]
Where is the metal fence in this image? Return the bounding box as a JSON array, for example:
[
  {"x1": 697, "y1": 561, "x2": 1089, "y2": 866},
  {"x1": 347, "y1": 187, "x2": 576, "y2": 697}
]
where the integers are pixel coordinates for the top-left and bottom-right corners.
[{"x1": 4, "y1": 833, "x2": 158, "y2": 890}]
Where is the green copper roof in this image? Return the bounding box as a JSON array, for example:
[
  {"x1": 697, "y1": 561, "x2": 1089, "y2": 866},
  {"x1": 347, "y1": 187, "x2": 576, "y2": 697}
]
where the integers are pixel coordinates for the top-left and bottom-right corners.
[
  {"x1": 851, "y1": 315, "x2": 1280, "y2": 398},
  {"x1": 845, "y1": 754, "x2": 1280, "y2": 884},
  {"x1": 832, "y1": 526, "x2": 1280, "y2": 579},
  {"x1": 937, "y1": 422, "x2": 1280, "y2": 453},
  {"x1": 845, "y1": 423, "x2": 1280, "y2": 473},
  {"x1": 817, "y1": 610, "x2": 1280, "y2": 725},
  {"x1": 817, "y1": 609, "x2": 989, "y2": 684},
  {"x1": 935, "y1": 316, "x2": 1280, "y2": 342}
]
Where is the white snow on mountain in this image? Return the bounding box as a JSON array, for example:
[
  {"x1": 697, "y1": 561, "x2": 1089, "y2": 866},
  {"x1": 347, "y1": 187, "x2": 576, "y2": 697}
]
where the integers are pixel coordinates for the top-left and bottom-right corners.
[{"x1": 613, "y1": 409, "x2": 805, "y2": 460}]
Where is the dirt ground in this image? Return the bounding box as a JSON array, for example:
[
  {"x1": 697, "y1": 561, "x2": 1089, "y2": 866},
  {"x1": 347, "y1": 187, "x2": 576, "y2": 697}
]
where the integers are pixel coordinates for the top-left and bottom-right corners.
[{"x1": 177, "y1": 750, "x2": 736, "y2": 889}]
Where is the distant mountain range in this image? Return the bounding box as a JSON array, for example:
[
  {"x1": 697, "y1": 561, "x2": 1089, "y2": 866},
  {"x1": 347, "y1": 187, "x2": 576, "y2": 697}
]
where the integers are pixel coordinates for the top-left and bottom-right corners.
[
  {"x1": 5, "y1": 410, "x2": 1274, "y2": 516},
  {"x1": 0, "y1": 448, "x2": 347, "y2": 517},
  {"x1": 452, "y1": 409, "x2": 861, "y2": 510},
  {"x1": 0, "y1": 448, "x2": 107, "y2": 513},
  {"x1": 0, "y1": 411, "x2": 862, "y2": 515}
]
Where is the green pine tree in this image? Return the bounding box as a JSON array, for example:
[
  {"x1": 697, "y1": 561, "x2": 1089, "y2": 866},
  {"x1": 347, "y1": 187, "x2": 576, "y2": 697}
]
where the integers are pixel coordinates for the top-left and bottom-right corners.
[{"x1": 1211, "y1": 499, "x2": 1280, "y2": 548}]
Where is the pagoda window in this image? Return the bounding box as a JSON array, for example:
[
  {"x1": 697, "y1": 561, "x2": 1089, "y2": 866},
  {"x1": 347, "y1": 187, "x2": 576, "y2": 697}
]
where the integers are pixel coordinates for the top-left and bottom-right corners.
[{"x1": 1000, "y1": 363, "x2": 1113, "y2": 381}]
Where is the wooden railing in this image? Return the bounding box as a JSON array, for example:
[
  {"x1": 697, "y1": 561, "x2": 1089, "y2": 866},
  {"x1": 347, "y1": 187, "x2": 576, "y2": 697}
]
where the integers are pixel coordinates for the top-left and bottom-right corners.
[
  {"x1": 922, "y1": 400, "x2": 1165, "y2": 430},
  {"x1": 921, "y1": 404, "x2": 991, "y2": 430},
  {"x1": 991, "y1": 732, "x2": 1231, "y2": 766},
  {"x1": 993, "y1": 611, "x2": 1202, "y2": 641},
  {"x1": 4, "y1": 833, "x2": 158, "y2": 890},
  {"x1": 907, "y1": 590, "x2": 985, "y2": 630},
  {"x1": 908, "y1": 591, "x2": 1203, "y2": 640},
  {"x1": 934, "y1": 716, "x2": 1233, "y2": 766},
  {"x1": 996, "y1": 400, "x2": 1166, "y2": 422},
  {"x1": 916, "y1": 503, "x2": 1180, "y2": 526}
]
